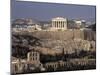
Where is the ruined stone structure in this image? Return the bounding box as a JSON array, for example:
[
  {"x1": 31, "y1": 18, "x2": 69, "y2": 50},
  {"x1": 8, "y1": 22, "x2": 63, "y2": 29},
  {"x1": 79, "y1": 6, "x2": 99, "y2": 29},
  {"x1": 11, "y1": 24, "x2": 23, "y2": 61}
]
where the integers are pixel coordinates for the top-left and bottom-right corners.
[
  {"x1": 27, "y1": 51, "x2": 40, "y2": 63},
  {"x1": 11, "y1": 58, "x2": 27, "y2": 74},
  {"x1": 45, "y1": 59, "x2": 96, "y2": 71},
  {"x1": 45, "y1": 61, "x2": 67, "y2": 71},
  {"x1": 11, "y1": 51, "x2": 44, "y2": 74},
  {"x1": 51, "y1": 17, "x2": 67, "y2": 31}
]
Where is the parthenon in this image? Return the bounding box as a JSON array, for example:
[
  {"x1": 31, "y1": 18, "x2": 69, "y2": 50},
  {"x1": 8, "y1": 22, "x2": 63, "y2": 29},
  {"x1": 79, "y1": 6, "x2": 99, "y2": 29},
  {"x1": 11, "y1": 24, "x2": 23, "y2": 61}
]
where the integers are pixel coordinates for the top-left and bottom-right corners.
[{"x1": 51, "y1": 17, "x2": 67, "y2": 30}]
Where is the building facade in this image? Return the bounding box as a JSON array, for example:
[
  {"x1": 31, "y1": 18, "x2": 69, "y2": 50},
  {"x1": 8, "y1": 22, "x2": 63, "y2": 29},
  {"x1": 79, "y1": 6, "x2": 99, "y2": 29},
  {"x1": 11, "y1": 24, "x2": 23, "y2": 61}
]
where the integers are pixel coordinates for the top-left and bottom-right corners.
[{"x1": 51, "y1": 17, "x2": 68, "y2": 31}]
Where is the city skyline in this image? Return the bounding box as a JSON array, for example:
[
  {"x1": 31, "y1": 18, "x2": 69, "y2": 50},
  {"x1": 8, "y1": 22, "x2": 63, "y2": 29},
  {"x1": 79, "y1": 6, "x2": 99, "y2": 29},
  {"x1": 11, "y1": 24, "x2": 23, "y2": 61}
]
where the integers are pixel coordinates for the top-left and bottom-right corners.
[{"x1": 11, "y1": 0, "x2": 96, "y2": 22}]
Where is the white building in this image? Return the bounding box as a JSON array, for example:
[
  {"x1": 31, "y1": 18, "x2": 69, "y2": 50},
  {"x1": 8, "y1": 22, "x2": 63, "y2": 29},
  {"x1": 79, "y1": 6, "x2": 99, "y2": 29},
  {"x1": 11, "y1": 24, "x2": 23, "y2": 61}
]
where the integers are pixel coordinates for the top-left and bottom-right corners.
[
  {"x1": 74, "y1": 19, "x2": 86, "y2": 28},
  {"x1": 35, "y1": 24, "x2": 42, "y2": 31},
  {"x1": 51, "y1": 17, "x2": 68, "y2": 31}
]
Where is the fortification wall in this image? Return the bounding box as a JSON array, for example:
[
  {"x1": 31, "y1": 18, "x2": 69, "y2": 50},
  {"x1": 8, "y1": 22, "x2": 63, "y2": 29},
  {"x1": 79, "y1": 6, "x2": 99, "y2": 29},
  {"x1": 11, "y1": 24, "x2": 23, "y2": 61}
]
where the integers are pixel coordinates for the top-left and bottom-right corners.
[{"x1": 29, "y1": 29, "x2": 96, "y2": 41}]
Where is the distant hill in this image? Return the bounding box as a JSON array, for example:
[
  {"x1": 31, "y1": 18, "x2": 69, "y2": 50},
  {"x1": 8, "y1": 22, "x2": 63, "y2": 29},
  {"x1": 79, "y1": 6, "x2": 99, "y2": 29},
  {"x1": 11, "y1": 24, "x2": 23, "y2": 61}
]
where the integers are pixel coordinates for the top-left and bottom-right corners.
[{"x1": 12, "y1": 18, "x2": 40, "y2": 26}]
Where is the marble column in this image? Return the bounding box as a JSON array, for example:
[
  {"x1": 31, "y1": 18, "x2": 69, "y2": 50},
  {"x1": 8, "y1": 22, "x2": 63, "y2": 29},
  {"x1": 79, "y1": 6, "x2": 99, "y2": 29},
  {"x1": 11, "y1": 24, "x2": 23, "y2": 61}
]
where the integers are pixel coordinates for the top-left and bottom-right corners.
[
  {"x1": 55, "y1": 21, "x2": 57, "y2": 28},
  {"x1": 60, "y1": 21, "x2": 61, "y2": 28},
  {"x1": 54, "y1": 21, "x2": 56, "y2": 28},
  {"x1": 61, "y1": 21, "x2": 63, "y2": 28}
]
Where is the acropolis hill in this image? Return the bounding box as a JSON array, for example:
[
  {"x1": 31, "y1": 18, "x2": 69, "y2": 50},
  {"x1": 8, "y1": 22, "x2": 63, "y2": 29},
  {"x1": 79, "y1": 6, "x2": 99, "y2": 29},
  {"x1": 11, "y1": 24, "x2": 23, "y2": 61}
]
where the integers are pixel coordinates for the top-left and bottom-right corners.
[{"x1": 12, "y1": 17, "x2": 96, "y2": 55}]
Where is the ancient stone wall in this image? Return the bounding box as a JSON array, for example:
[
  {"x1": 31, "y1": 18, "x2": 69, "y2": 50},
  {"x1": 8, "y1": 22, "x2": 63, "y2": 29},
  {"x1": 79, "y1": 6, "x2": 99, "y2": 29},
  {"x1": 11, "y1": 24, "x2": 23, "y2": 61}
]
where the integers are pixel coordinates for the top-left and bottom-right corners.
[{"x1": 28, "y1": 29, "x2": 96, "y2": 41}]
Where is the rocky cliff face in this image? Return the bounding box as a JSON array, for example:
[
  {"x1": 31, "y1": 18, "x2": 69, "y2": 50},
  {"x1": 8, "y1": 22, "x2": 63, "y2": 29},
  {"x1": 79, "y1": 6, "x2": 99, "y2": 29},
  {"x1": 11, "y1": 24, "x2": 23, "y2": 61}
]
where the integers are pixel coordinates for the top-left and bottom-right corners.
[
  {"x1": 41, "y1": 39, "x2": 95, "y2": 54},
  {"x1": 12, "y1": 29, "x2": 96, "y2": 56}
]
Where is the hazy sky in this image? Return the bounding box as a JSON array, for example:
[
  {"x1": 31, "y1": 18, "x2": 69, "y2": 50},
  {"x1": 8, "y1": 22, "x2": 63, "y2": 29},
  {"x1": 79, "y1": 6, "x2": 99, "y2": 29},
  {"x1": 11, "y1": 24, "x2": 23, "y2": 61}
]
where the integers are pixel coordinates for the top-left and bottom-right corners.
[{"x1": 11, "y1": 0, "x2": 96, "y2": 21}]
